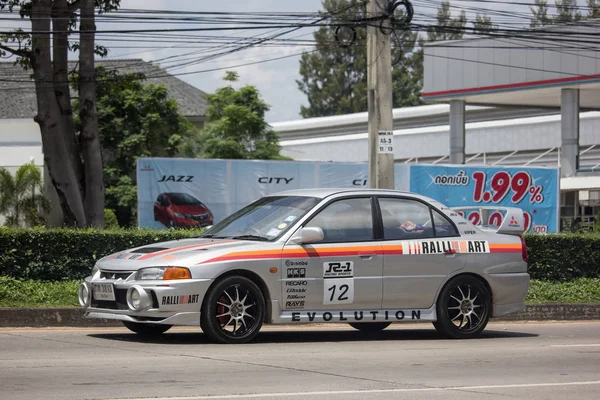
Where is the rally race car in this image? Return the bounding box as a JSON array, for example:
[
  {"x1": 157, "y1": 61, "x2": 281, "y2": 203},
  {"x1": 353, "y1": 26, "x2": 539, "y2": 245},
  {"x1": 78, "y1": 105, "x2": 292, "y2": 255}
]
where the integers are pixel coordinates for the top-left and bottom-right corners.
[{"x1": 79, "y1": 189, "x2": 530, "y2": 344}]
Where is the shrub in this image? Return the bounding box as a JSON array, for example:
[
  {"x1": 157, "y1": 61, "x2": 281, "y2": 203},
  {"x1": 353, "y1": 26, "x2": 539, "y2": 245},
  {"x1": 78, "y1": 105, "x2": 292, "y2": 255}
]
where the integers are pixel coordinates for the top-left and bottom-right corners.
[
  {"x1": 104, "y1": 209, "x2": 120, "y2": 229},
  {"x1": 524, "y1": 233, "x2": 600, "y2": 281},
  {"x1": 0, "y1": 227, "x2": 203, "y2": 281},
  {"x1": 0, "y1": 229, "x2": 598, "y2": 282}
]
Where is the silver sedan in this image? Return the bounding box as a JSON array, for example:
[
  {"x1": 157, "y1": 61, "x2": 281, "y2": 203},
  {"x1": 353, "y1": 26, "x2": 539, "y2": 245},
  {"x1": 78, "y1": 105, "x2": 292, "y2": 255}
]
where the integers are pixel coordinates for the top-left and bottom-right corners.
[{"x1": 79, "y1": 189, "x2": 530, "y2": 343}]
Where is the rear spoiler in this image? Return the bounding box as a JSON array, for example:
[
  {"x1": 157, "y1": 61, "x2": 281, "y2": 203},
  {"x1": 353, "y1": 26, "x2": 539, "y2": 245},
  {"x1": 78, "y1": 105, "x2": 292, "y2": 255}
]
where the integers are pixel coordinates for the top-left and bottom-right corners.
[{"x1": 450, "y1": 206, "x2": 526, "y2": 236}]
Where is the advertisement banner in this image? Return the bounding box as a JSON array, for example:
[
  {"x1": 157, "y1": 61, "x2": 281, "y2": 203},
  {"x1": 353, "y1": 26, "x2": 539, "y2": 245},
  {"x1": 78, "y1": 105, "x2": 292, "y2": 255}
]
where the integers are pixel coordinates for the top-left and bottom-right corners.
[
  {"x1": 137, "y1": 158, "x2": 410, "y2": 229},
  {"x1": 409, "y1": 164, "x2": 560, "y2": 233}
]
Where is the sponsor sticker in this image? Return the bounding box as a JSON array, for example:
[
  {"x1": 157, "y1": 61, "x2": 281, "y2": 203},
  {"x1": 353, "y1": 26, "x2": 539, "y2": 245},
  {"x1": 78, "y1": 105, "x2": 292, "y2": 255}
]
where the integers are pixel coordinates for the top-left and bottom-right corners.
[
  {"x1": 284, "y1": 215, "x2": 297, "y2": 222},
  {"x1": 266, "y1": 228, "x2": 281, "y2": 237},
  {"x1": 161, "y1": 294, "x2": 200, "y2": 306},
  {"x1": 286, "y1": 301, "x2": 305, "y2": 309},
  {"x1": 277, "y1": 223, "x2": 288, "y2": 229},
  {"x1": 323, "y1": 261, "x2": 353, "y2": 278},
  {"x1": 402, "y1": 240, "x2": 489, "y2": 255},
  {"x1": 287, "y1": 268, "x2": 306, "y2": 278}
]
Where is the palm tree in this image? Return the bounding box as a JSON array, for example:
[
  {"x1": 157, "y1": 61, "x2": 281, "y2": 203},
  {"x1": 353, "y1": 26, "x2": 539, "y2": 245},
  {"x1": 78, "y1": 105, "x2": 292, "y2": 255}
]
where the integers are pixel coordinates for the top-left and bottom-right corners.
[{"x1": 0, "y1": 163, "x2": 50, "y2": 227}]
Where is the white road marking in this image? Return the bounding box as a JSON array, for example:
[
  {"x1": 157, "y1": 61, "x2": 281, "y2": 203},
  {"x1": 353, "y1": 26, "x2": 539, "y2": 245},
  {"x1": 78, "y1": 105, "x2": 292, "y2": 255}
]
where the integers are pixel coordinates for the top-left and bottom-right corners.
[
  {"x1": 550, "y1": 344, "x2": 600, "y2": 348},
  {"x1": 117, "y1": 380, "x2": 600, "y2": 399}
]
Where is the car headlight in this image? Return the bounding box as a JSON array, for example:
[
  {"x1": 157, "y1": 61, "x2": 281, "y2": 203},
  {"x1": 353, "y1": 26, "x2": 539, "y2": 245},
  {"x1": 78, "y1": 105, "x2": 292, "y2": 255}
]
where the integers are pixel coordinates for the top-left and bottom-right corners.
[
  {"x1": 174, "y1": 212, "x2": 186, "y2": 218},
  {"x1": 135, "y1": 267, "x2": 192, "y2": 281},
  {"x1": 91, "y1": 266, "x2": 99, "y2": 278}
]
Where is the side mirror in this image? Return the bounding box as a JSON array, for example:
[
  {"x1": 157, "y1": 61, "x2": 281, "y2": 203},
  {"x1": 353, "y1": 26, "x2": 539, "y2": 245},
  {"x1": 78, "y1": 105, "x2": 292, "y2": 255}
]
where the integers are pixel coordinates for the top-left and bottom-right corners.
[{"x1": 292, "y1": 227, "x2": 324, "y2": 244}]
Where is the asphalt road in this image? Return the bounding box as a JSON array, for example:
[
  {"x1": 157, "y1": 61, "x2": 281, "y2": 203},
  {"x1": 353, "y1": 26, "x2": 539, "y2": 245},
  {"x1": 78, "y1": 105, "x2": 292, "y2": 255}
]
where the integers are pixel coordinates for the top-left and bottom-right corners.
[{"x1": 1, "y1": 321, "x2": 600, "y2": 400}]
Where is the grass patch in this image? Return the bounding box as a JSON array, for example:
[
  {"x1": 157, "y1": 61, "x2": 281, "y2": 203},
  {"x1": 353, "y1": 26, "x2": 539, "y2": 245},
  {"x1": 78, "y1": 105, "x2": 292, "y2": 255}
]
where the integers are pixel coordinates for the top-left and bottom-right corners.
[
  {"x1": 1, "y1": 277, "x2": 599, "y2": 308},
  {"x1": 525, "y1": 278, "x2": 600, "y2": 304},
  {"x1": 0, "y1": 277, "x2": 79, "y2": 308}
]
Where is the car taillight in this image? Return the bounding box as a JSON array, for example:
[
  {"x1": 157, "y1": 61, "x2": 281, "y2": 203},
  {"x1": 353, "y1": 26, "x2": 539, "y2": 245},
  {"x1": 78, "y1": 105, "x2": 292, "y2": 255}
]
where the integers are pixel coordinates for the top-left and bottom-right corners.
[{"x1": 520, "y1": 236, "x2": 528, "y2": 262}]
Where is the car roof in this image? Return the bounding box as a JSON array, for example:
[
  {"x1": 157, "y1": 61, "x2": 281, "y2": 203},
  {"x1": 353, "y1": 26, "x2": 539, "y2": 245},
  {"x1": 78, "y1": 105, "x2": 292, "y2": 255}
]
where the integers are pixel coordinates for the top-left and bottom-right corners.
[{"x1": 268, "y1": 188, "x2": 427, "y2": 200}]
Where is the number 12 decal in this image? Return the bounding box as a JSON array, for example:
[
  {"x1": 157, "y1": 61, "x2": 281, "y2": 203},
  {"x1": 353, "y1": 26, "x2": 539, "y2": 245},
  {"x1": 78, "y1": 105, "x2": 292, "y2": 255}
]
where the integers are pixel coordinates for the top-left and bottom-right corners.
[{"x1": 323, "y1": 278, "x2": 354, "y2": 305}]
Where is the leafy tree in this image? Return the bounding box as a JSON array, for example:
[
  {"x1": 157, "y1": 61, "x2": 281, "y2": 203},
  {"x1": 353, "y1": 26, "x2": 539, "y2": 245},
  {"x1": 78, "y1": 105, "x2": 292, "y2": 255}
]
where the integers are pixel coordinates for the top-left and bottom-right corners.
[
  {"x1": 555, "y1": 0, "x2": 582, "y2": 23},
  {"x1": 297, "y1": 0, "x2": 422, "y2": 117},
  {"x1": 0, "y1": 164, "x2": 50, "y2": 227},
  {"x1": 426, "y1": 1, "x2": 467, "y2": 42},
  {"x1": 473, "y1": 13, "x2": 497, "y2": 34},
  {"x1": 588, "y1": 0, "x2": 600, "y2": 18},
  {"x1": 531, "y1": 0, "x2": 552, "y2": 27},
  {"x1": 0, "y1": 0, "x2": 119, "y2": 228},
  {"x1": 531, "y1": 0, "x2": 586, "y2": 26},
  {"x1": 200, "y1": 71, "x2": 288, "y2": 160},
  {"x1": 73, "y1": 67, "x2": 201, "y2": 227}
]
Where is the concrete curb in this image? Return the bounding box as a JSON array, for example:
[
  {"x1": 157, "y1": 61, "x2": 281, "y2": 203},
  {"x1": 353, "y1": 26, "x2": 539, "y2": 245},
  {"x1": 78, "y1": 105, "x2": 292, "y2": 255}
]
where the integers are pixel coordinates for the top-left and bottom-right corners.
[{"x1": 1, "y1": 304, "x2": 600, "y2": 327}]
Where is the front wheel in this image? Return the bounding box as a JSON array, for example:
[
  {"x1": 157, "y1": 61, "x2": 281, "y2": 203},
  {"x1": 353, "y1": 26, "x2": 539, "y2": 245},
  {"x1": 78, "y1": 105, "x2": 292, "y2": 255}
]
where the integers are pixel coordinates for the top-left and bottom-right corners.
[
  {"x1": 433, "y1": 275, "x2": 491, "y2": 339},
  {"x1": 348, "y1": 322, "x2": 391, "y2": 333},
  {"x1": 122, "y1": 321, "x2": 172, "y2": 336},
  {"x1": 201, "y1": 276, "x2": 265, "y2": 344}
]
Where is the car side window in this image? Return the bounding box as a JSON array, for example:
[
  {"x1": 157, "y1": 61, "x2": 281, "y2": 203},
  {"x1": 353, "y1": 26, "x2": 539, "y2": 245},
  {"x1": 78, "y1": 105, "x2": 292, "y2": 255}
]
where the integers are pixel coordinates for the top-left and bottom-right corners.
[
  {"x1": 431, "y1": 208, "x2": 459, "y2": 238},
  {"x1": 379, "y1": 198, "x2": 434, "y2": 240},
  {"x1": 379, "y1": 198, "x2": 460, "y2": 240},
  {"x1": 305, "y1": 198, "x2": 373, "y2": 243}
]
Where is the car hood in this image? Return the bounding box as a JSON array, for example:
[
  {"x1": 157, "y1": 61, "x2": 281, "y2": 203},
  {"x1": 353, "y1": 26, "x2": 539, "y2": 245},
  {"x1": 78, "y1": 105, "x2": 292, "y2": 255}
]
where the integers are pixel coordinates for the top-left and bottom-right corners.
[
  {"x1": 170, "y1": 204, "x2": 210, "y2": 215},
  {"x1": 95, "y1": 238, "x2": 277, "y2": 272}
]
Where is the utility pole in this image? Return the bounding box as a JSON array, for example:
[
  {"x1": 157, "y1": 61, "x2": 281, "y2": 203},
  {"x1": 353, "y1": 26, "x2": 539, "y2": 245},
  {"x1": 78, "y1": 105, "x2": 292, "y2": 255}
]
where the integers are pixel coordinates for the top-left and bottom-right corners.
[{"x1": 367, "y1": 0, "x2": 395, "y2": 189}]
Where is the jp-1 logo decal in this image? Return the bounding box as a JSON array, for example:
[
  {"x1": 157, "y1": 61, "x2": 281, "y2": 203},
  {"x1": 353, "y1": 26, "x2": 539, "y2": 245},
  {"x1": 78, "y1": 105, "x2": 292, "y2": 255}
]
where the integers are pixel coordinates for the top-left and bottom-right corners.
[
  {"x1": 402, "y1": 240, "x2": 489, "y2": 255},
  {"x1": 289, "y1": 310, "x2": 426, "y2": 322},
  {"x1": 161, "y1": 294, "x2": 200, "y2": 306},
  {"x1": 323, "y1": 261, "x2": 353, "y2": 278}
]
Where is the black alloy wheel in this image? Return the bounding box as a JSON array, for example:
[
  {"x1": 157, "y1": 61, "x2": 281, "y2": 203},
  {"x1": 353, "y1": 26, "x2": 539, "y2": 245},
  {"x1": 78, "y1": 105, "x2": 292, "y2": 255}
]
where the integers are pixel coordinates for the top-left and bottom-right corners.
[
  {"x1": 201, "y1": 276, "x2": 265, "y2": 344},
  {"x1": 433, "y1": 275, "x2": 491, "y2": 339}
]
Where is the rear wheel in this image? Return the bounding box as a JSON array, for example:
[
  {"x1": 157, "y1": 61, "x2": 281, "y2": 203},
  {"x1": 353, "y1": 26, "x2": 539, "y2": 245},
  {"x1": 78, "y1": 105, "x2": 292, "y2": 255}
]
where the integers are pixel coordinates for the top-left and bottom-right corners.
[
  {"x1": 348, "y1": 322, "x2": 391, "y2": 332},
  {"x1": 201, "y1": 276, "x2": 265, "y2": 344},
  {"x1": 122, "y1": 321, "x2": 172, "y2": 336},
  {"x1": 433, "y1": 275, "x2": 491, "y2": 339}
]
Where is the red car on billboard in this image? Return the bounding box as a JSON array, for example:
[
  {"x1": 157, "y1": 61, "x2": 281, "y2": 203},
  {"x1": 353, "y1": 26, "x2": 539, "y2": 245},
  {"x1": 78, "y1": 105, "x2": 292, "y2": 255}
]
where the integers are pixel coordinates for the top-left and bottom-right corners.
[{"x1": 154, "y1": 192, "x2": 213, "y2": 228}]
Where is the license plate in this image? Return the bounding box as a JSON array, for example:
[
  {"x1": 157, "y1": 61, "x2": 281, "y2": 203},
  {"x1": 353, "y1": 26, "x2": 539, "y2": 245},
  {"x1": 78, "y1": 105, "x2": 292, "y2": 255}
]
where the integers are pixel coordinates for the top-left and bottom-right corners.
[{"x1": 92, "y1": 283, "x2": 115, "y2": 301}]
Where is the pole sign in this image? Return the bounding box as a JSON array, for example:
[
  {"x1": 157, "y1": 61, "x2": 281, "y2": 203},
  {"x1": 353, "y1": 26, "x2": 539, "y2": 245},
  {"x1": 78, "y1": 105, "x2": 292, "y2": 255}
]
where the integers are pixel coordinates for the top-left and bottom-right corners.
[{"x1": 409, "y1": 164, "x2": 560, "y2": 233}]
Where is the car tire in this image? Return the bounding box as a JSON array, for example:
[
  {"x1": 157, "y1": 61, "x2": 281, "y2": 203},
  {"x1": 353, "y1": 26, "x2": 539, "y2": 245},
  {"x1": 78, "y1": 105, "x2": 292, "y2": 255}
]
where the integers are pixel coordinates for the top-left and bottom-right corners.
[
  {"x1": 122, "y1": 321, "x2": 172, "y2": 336},
  {"x1": 348, "y1": 322, "x2": 391, "y2": 333},
  {"x1": 433, "y1": 275, "x2": 491, "y2": 339},
  {"x1": 201, "y1": 276, "x2": 265, "y2": 344}
]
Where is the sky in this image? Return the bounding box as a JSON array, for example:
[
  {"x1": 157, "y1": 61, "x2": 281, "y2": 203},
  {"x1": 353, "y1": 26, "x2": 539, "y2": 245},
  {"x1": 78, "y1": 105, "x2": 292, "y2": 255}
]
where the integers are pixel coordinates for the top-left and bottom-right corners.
[{"x1": 0, "y1": 0, "x2": 570, "y2": 123}]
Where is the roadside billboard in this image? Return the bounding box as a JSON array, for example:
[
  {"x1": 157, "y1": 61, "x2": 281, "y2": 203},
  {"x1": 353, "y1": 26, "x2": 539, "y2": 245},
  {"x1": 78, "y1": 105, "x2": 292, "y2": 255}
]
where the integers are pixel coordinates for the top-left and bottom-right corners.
[
  {"x1": 137, "y1": 158, "x2": 559, "y2": 233},
  {"x1": 409, "y1": 164, "x2": 560, "y2": 233}
]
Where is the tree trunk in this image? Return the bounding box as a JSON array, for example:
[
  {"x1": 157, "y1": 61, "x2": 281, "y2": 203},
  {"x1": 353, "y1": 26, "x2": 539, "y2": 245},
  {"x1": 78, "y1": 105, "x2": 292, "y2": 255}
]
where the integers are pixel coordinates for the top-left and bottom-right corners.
[
  {"x1": 79, "y1": 0, "x2": 105, "y2": 228},
  {"x1": 52, "y1": 0, "x2": 84, "y2": 202},
  {"x1": 31, "y1": 0, "x2": 87, "y2": 227}
]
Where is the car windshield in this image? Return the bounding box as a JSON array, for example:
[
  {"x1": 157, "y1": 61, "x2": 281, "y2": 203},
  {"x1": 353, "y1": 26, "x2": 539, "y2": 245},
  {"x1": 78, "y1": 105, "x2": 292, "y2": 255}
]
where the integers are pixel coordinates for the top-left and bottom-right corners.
[
  {"x1": 201, "y1": 196, "x2": 320, "y2": 241},
  {"x1": 169, "y1": 193, "x2": 201, "y2": 205}
]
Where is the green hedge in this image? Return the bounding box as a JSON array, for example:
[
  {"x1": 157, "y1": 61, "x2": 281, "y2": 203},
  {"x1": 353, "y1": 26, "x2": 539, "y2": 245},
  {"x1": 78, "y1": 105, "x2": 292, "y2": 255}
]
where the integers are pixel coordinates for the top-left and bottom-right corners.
[
  {"x1": 525, "y1": 234, "x2": 600, "y2": 281},
  {"x1": 0, "y1": 227, "x2": 204, "y2": 281},
  {"x1": 0, "y1": 228, "x2": 599, "y2": 282}
]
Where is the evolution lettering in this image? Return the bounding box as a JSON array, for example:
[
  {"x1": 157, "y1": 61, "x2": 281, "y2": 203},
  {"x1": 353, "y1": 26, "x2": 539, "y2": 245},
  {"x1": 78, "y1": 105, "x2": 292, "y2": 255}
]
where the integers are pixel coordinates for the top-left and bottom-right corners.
[{"x1": 290, "y1": 310, "x2": 422, "y2": 322}]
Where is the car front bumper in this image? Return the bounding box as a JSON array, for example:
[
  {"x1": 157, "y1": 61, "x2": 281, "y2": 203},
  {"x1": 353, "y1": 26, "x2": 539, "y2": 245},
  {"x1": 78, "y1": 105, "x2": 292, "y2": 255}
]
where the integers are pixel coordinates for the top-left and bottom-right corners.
[{"x1": 80, "y1": 277, "x2": 213, "y2": 326}]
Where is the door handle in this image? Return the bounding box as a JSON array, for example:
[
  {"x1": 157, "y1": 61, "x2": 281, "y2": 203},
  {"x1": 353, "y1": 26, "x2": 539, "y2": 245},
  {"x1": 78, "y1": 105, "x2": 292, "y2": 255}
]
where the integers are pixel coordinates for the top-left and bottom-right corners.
[{"x1": 358, "y1": 252, "x2": 376, "y2": 260}]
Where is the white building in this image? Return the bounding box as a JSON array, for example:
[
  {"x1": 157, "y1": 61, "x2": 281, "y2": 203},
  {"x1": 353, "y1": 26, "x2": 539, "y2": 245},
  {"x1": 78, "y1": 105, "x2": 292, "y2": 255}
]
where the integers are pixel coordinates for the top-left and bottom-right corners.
[{"x1": 273, "y1": 21, "x2": 600, "y2": 227}]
